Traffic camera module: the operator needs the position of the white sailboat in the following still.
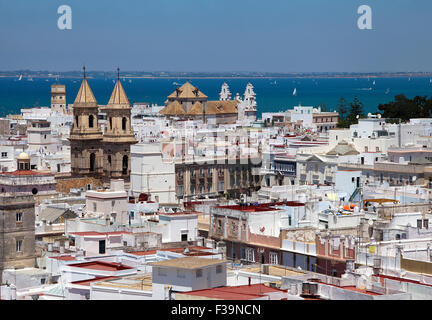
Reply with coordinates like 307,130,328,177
385,88,390,94
293,88,297,96
372,80,376,86
18,74,22,81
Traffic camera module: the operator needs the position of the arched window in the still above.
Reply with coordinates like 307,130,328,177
108,155,111,166
109,117,112,129
122,155,128,175
90,153,96,172
75,115,79,127
122,117,127,131
89,114,94,128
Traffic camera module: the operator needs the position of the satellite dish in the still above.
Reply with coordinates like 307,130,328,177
356,115,360,119
368,219,374,226
377,114,382,119
367,113,371,117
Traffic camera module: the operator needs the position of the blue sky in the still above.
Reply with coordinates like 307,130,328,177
0,0,432,72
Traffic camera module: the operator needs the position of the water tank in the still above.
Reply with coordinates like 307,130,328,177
48,243,53,252
261,264,270,275
60,246,65,254
10,284,16,300
290,283,298,295
64,240,70,249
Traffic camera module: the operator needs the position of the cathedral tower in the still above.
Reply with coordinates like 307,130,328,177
102,68,137,180
69,66,104,177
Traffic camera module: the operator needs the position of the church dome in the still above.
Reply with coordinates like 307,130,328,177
17,152,30,160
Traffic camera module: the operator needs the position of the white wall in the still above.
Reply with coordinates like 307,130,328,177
151,264,227,299
130,143,176,204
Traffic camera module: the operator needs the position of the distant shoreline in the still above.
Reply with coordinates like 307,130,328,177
1,71,432,80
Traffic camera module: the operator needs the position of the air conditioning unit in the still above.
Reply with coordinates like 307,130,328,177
301,281,319,297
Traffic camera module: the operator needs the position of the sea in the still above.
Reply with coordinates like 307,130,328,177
1,76,432,118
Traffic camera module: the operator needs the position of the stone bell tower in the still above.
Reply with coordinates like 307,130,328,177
102,68,137,181
69,66,104,177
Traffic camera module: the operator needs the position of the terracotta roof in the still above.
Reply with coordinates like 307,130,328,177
326,140,359,156
74,78,97,104
205,100,238,115
149,256,228,269
107,79,130,106
167,81,207,99
159,101,186,115
186,101,204,115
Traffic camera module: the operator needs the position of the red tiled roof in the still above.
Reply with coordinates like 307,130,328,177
71,276,117,286
215,204,280,212
69,231,131,237
69,261,133,271
159,211,199,216
179,284,286,300
377,274,432,288
313,280,382,296
1,170,51,176
49,255,76,261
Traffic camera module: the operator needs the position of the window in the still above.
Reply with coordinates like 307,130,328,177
122,155,128,175
93,202,97,212
89,153,96,172
1,152,7,158
196,269,203,278
417,219,423,229
424,219,429,229
231,221,237,234
99,240,106,254
246,247,255,262
89,114,94,128
216,265,222,274
16,212,23,222
122,117,127,131
270,252,278,265
16,240,22,252
181,233,188,242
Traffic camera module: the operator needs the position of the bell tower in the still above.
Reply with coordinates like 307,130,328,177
69,66,104,177
102,68,137,180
